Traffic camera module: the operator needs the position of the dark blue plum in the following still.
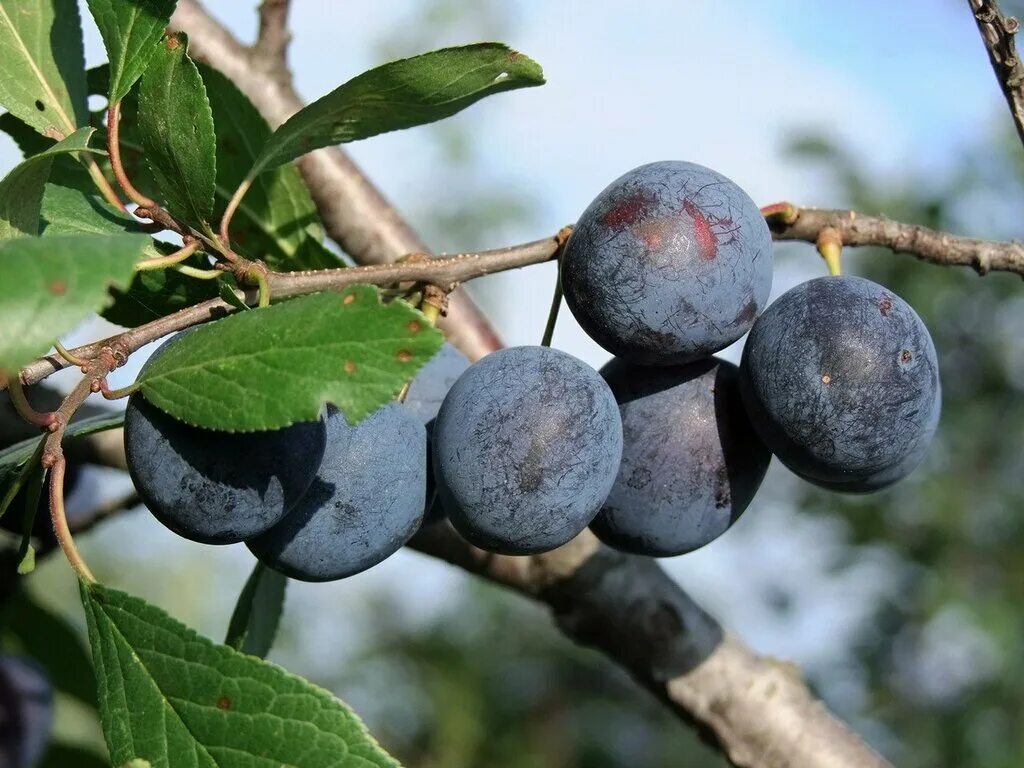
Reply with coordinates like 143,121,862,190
739,275,941,491
432,346,623,555
0,656,52,768
403,343,471,525
124,333,327,545
247,404,426,581
592,358,771,556
561,161,773,365
404,342,470,425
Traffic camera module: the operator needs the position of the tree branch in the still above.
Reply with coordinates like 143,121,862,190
10,234,566,389
170,0,504,361
969,0,1024,148
411,523,888,768
254,0,292,76
766,204,1024,276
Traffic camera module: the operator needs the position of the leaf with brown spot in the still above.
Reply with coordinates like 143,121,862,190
81,581,401,768
137,286,443,430
0,233,148,374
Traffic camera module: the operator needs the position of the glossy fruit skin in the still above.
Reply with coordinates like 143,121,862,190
124,334,327,545
247,404,426,581
592,358,771,556
403,343,471,524
739,275,941,491
561,161,773,365
432,346,623,555
0,656,52,768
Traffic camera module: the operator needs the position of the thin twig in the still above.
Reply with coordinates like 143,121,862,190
254,0,292,74
40,368,116,583
969,0,1024,148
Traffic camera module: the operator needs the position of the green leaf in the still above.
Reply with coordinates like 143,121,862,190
250,43,544,176
1,588,97,708
0,126,95,238
86,0,177,104
0,234,149,374
81,581,401,768
0,435,43,522
217,281,249,312
39,183,161,256
225,561,287,658
138,287,443,431
0,111,97,193
0,0,88,138
200,64,340,271
138,32,215,228
15,457,44,573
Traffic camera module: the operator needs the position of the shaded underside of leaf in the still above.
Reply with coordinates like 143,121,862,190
0,233,149,373
0,0,88,137
225,561,287,659
252,42,545,175
0,126,95,238
138,287,444,431
81,581,401,768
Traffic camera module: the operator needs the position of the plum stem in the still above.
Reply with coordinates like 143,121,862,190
421,284,447,326
53,341,90,369
99,379,140,401
136,240,200,271
817,227,844,276
5,377,57,429
540,275,562,348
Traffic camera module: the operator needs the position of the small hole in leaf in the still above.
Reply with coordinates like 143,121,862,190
34,100,45,111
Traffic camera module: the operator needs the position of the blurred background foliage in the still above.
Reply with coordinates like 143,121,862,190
2,1,1024,767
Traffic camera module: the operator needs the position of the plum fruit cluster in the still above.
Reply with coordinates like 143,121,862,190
123,160,941,572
